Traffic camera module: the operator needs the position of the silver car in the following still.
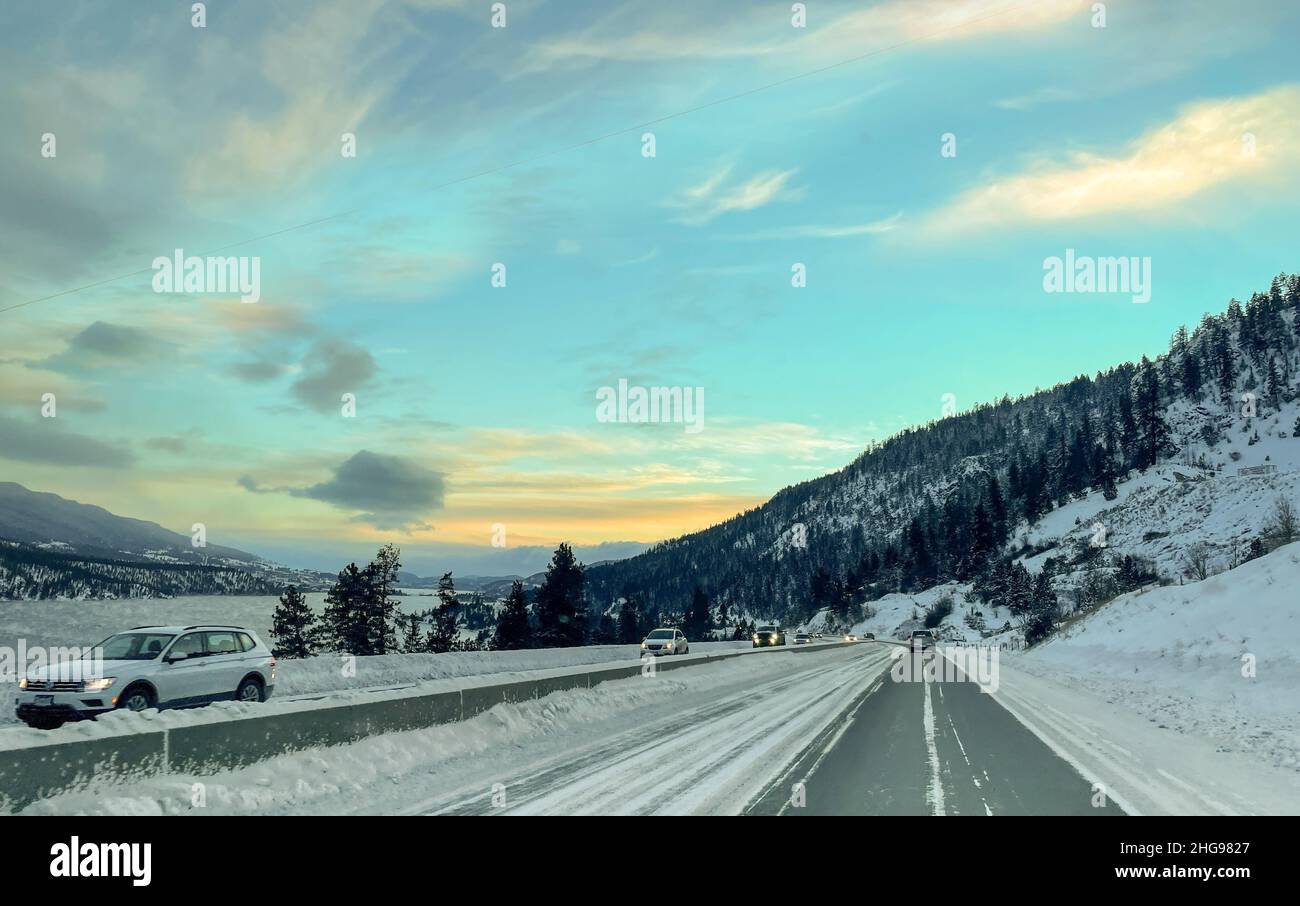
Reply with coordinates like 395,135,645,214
640,627,690,656
17,624,277,729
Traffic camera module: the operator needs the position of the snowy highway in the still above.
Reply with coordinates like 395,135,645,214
411,643,1127,817
16,638,1299,816
404,643,897,815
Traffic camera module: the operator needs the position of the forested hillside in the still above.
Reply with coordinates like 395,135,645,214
588,274,1300,629
0,540,280,599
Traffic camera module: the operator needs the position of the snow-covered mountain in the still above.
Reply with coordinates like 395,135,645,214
0,481,257,563
587,273,1300,634
0,483,331,599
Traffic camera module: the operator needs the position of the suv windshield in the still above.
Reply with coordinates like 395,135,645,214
647,629,674,639
756,626,776,633
95,632,176,660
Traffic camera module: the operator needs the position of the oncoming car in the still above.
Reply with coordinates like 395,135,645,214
844,634,858,642
16,625,276,730
793,632,812,645
909,629,936,652
641,627,689,656
752,625,785,647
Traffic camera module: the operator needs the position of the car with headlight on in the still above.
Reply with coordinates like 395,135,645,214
16,625,276,730
752,624,785,647
793,632,812,645
641,627,689,656
844,633,858,642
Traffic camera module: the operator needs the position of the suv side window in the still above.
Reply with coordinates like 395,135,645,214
170,632,205,658
204,631,239,656
237,633,256,652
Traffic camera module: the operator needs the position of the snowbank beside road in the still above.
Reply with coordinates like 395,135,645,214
1010,541,1300,776
992,660,1300,815
0,591,748,728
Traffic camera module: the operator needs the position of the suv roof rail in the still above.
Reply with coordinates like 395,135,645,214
181,624,247,631
129,625,163,630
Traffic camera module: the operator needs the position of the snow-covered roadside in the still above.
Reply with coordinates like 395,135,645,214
17,647,884,816
990,661,1300,815
0,592,749,727
1010,541,1300,776
0,640,751,732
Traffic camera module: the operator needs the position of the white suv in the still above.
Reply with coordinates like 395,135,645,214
16,624,276,730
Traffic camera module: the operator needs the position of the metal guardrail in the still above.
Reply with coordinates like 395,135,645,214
0,640,861,811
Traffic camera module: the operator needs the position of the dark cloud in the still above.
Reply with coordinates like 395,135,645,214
239,451,444,530
0,414,134,468
228,360,288,383
145,435,188,454
290,339,376,413
37,321,168,373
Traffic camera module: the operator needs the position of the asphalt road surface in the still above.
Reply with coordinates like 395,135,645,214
745,646,1126,816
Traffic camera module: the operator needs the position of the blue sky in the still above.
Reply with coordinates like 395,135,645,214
2,0,1299,574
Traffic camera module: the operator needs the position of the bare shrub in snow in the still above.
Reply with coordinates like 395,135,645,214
1182,543,1213,582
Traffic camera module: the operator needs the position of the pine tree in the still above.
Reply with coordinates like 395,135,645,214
321,563,372,654
401,612,424,653
535,543,587,647
593,612,618,645
270,585,317,658
493,579,532,650
1132,356,1172,469
365,543,402,655
684,586,712,639
617,597,641,643
425,572,461,653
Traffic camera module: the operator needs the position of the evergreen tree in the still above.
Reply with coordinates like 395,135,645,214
493,579,532,650
270,585,317,658
425,572,461,653
617,597,641,643
321,563,373,654
365,543,402,655
401,612,424,653
684,586,712,639
535,543,587,647
1132,357,1172,469
593,612,618,645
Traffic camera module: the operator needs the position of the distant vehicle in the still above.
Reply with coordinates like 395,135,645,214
641,628,689,656
844,634,858,642
17,625,276,730
793,633,812,645
909,629,936,652
752,625,786,648
861,632,875,641
813,632,824,639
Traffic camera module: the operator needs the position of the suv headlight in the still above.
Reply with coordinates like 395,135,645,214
84,677,116,692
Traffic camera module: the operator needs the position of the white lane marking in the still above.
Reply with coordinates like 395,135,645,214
775,675,887,816
947,715,971,765
923,680,946,816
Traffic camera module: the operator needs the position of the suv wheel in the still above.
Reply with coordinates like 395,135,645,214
117,685,155,713
236,676,265,703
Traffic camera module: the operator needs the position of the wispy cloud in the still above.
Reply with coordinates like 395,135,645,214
666,165,802,225
921,84,1300,235
718,212,902,241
